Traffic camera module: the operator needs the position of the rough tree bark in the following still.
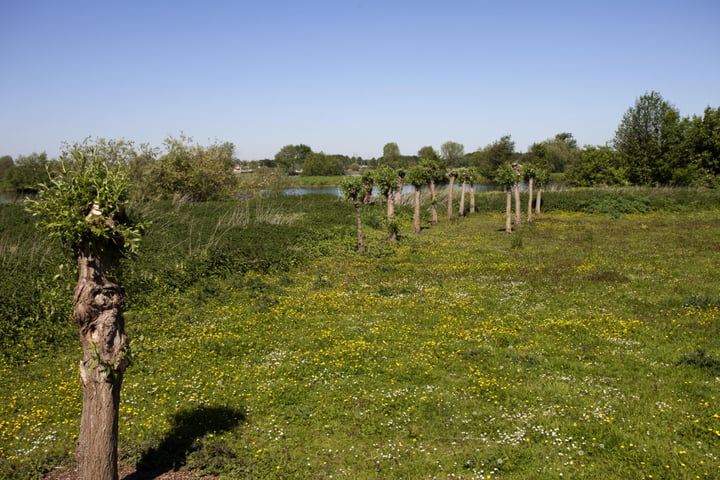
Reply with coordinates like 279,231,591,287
413,188,422,234
469,182,476,214
513,183,522,227
74,242,129,480
536,188,543,215
458,179,467,217
446,173,456,220
505,188,513,235
527,176,534,223
429,179,438,225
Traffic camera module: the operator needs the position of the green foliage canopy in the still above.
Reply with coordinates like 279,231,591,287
614,91,679,185
26,139,144,255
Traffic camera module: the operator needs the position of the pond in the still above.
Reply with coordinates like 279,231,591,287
0,191,29,204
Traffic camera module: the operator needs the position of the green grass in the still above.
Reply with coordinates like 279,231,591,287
2,193,720,479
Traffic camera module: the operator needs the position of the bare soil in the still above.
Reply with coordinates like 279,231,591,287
43,464,218,480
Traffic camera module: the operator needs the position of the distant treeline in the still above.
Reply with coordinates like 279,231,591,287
2,92,718,194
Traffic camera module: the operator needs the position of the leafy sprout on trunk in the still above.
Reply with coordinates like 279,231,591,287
26,139,145,255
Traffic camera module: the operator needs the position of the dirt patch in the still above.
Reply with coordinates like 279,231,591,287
43,464,218,480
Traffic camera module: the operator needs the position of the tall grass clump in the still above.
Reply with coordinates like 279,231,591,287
0,203,75,362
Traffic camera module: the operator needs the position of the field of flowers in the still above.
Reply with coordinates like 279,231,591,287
1,196,719,479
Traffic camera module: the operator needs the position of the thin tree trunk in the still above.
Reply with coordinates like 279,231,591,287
469,182,476,213
536,189,542,215
394,177,404,205
413,188,421,233
459,180,467,217
353,200,365,253
429,180,438,225
447,175,455,220
513,183,522,227
527,176,534,223
74,244,129,480
386,194,397,241
505,188,513,235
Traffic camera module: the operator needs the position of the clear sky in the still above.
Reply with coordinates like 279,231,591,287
2,0,719,161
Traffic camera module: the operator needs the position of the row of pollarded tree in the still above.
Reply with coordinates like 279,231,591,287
493,162,550,234
341,159,551,252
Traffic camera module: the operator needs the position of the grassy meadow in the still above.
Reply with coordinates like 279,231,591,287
1,188,719,479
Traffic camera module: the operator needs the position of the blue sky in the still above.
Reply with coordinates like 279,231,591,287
2,0,719,160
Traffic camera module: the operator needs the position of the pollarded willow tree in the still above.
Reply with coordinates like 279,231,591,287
457,167,470,217
511,162,523,228
418,146,445,225
524,164,537,223
466,167,481,214
494,163,519,235
340,176,366,253
27,139,144,480
373,165,401,241
446,168,458,220
405,164,431,234
533,167,550,215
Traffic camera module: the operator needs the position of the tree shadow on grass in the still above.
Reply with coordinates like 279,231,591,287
124,405,246,480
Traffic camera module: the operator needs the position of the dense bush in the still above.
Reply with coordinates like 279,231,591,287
541,187,720,215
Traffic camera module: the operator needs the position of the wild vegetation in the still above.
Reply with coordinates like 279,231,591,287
2,187,720,479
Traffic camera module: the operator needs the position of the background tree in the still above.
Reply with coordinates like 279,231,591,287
405,164,430,234
302,152,344,176
528,133,580,173
494,163,518,235
373,166,401,241
147,135,237,201
381,142,403,168
26,139,144,480
6,152,50,193
614,91,680,185
340,176,365,252
667,106,720,186
476,135,514,179
441,141,464,168
0,155,13,184
564,146,627,186
275,144,312,174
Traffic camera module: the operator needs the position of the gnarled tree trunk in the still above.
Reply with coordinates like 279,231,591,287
459,180,467,217
74,243,129,480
